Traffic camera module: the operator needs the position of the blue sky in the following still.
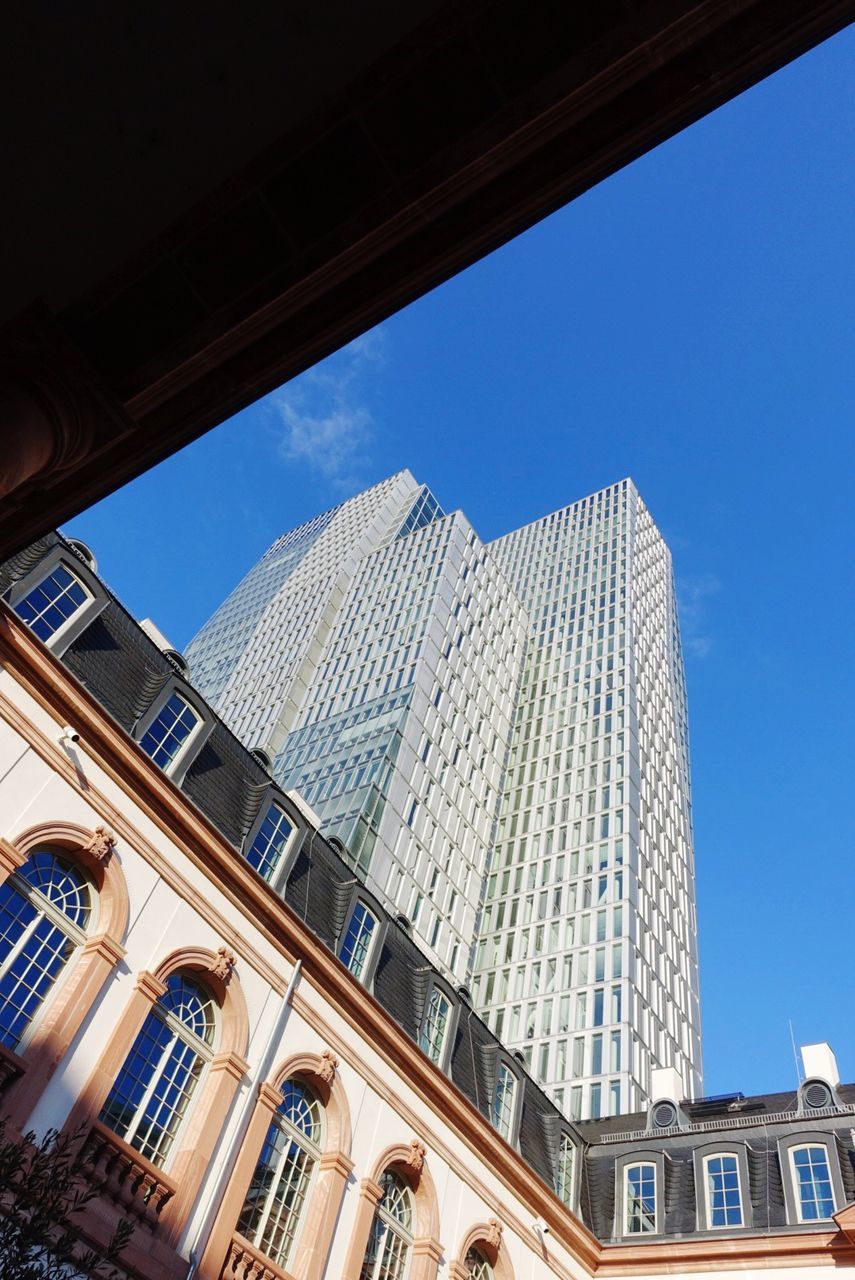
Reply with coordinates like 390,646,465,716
66,27,854,1100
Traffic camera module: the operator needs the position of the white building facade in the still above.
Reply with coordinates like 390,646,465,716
472,480,702,1120
186,474,701,1118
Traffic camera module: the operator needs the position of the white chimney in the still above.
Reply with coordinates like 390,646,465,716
801,1043,840,1087
650,1065,684,1104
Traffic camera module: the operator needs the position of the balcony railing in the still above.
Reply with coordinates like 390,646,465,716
78,1120,176,1230
222,1231,292,1280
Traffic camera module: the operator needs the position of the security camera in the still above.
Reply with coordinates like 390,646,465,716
532,1217,550,1236
59,726,80,745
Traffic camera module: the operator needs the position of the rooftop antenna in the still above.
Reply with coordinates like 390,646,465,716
788,1019,803,1087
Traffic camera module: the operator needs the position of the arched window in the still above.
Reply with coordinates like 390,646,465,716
465,1246,493,1279
0,851,92,1050
237,1079,322,1268
359,1170,414,1280
99,972,216,1168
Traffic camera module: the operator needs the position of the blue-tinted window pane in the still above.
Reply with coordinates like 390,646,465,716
340,903,376,979
100,974,214,1168
14,565,88,642
246,805,294,882
139,692,200,770
705,1154,743,1226
0,853,90,1049
792,1146,835,1220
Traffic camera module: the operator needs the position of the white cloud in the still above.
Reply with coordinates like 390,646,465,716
677,572,720,659
273,329,386,491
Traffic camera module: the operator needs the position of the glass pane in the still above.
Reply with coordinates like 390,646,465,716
139,692,200,770
246,805,294,882
14,564,88,641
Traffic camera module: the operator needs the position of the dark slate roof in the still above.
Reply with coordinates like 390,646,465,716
6,532,855,1244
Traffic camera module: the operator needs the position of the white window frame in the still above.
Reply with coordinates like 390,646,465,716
239,1080,323,1268
418,980,456,1070
781,1137,841,1224
693,1142,752,1231
0,852,94,1052
614,1152,663,1237
242,793,301,888
101,976,216,1169
555,1131,578,1209
134,678,212,783
5,545,106,655
338,898,381,985
702,1152,744,1229
491,1059,521,1142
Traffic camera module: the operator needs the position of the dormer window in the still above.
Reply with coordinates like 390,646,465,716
624,1162,657,1234
13,562,89,643
694,1142,752,1231
139,690,201,773
419,984,454,1067
703,1154,743,1227
245,803,295,884
340,901,378,981
778,1133,844,1225
556,1132,577,1208
492,1062,519,1140
790,1145,836,1221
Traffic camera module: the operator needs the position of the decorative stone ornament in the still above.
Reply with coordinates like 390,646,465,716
209,946,236,982
486,1219,503,1249
82,826,116,863
406,1138,427,1173
317,1048,339,1083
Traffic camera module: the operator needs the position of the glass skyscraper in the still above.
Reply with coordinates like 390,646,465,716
471,480,701,1119
186,473,702,1118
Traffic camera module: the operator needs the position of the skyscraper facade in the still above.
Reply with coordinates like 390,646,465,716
471,480,701,1120
187,471,528,979
186,473,702,1118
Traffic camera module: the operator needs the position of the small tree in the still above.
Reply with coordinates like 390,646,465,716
0,1115,133,1279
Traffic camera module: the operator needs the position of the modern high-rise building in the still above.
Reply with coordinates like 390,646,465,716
471,481,701,1120
186,472,702,1118
186,471,529,981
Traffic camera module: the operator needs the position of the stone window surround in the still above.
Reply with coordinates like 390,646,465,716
0,820,129,1130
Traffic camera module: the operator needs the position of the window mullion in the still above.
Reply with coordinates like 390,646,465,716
0,905,46,983
254,1119,297,1247
125,1023,179,1149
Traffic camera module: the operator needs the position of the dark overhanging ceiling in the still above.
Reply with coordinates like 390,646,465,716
1,0,852,557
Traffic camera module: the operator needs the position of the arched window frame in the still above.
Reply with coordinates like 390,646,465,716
98,970,218,1169
199,1049,354,1280
555,1130,580,1211
417,974,458,1071
451,1221,514,1280
64,945,249,1250
361,1168,415,1280
338,888,386,990
614,1150,665,1238
0,821,129,1130
133,676,214,784
342,1140,442,1280
4,543,107,656
490,1056,523,1145
241,787,303,889
693,1141,752,1231
778,1132,844,1225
